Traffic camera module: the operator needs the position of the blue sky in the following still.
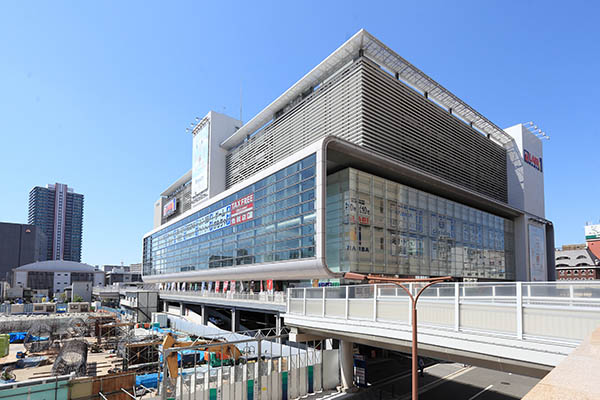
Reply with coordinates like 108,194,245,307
0,1,598,265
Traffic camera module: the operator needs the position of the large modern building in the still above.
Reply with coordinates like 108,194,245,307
143,29,554,289
0,222,47,282
28,183,84,261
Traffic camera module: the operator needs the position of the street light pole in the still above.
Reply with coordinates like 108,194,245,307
344,273,451,400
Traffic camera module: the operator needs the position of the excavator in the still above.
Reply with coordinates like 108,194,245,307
162,333,246,379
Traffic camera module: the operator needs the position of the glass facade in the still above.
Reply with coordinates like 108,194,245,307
143,154,317,276
326,168,515,280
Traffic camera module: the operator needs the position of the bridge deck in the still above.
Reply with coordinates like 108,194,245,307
284,282,600,376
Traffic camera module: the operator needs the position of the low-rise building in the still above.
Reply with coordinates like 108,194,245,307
555,246,600,280
102,264,142,285
13,260,104,297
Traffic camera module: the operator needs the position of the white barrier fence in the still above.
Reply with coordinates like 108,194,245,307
162,315,339,400
288,282,600,344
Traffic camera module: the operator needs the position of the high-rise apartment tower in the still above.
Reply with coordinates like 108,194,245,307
28,183,84,261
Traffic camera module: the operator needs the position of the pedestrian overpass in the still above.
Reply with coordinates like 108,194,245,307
284,281,600,378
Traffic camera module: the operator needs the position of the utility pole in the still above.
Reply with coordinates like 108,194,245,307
344,273,451,400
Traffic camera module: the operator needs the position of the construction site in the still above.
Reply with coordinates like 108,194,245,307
0,308,338,399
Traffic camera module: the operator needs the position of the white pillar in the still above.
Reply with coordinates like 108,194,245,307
231,308,239,332
276,313,282,344
201,305,207,325
340,340,354,391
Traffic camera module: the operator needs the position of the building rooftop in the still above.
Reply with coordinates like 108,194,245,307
555,248,600,268
220,28,514,151
15,260,98,273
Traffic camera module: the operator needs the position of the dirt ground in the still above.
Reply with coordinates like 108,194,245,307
0,337,123,381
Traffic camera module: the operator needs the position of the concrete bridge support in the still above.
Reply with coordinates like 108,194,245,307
340,340,354,391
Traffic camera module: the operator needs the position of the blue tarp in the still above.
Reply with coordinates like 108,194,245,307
136,373,162,389
9,332,26,343
9,333,48,343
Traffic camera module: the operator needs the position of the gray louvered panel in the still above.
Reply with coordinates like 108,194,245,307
360,59,507,202
225,57,507,204
226,60,365,187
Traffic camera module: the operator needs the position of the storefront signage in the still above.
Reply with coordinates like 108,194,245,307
528,224,546,281
345,198,370,225
524,149,543,172
186,193,254,240
231,193,254,226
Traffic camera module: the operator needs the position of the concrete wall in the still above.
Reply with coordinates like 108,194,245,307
71,281,92,302
206,111,242,202
53,272,71,294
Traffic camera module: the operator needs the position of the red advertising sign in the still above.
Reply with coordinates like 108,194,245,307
231,193,254,226
215,281,220,293
223,281,229,292
267,280,274,292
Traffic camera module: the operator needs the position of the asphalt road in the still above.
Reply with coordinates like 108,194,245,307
346,361,540,400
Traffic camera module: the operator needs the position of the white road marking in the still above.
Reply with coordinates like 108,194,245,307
467,384,494,400
398,365,473,400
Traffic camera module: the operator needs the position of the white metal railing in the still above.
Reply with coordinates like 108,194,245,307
287,281,600,343
159,290,287,305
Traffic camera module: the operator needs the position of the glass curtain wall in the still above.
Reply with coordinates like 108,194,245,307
143,154,317,276
327,168,515,280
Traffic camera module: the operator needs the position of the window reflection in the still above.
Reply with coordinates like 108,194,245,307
326,168,515,280
143,154,317,276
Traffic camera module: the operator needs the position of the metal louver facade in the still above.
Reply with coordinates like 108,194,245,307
226,56,507,203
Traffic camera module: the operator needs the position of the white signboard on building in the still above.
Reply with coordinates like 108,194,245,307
585,224,600,240
528,224,546,281
192,122,210,202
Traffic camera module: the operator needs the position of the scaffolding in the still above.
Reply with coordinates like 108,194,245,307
97,321,135,350
118,331,162,373
51,339,88,377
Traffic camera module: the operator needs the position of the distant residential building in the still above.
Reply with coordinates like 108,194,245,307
13,260,104,297
102,264,142,285
129,263,142,274
28,183,84,261
0,222,47,282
